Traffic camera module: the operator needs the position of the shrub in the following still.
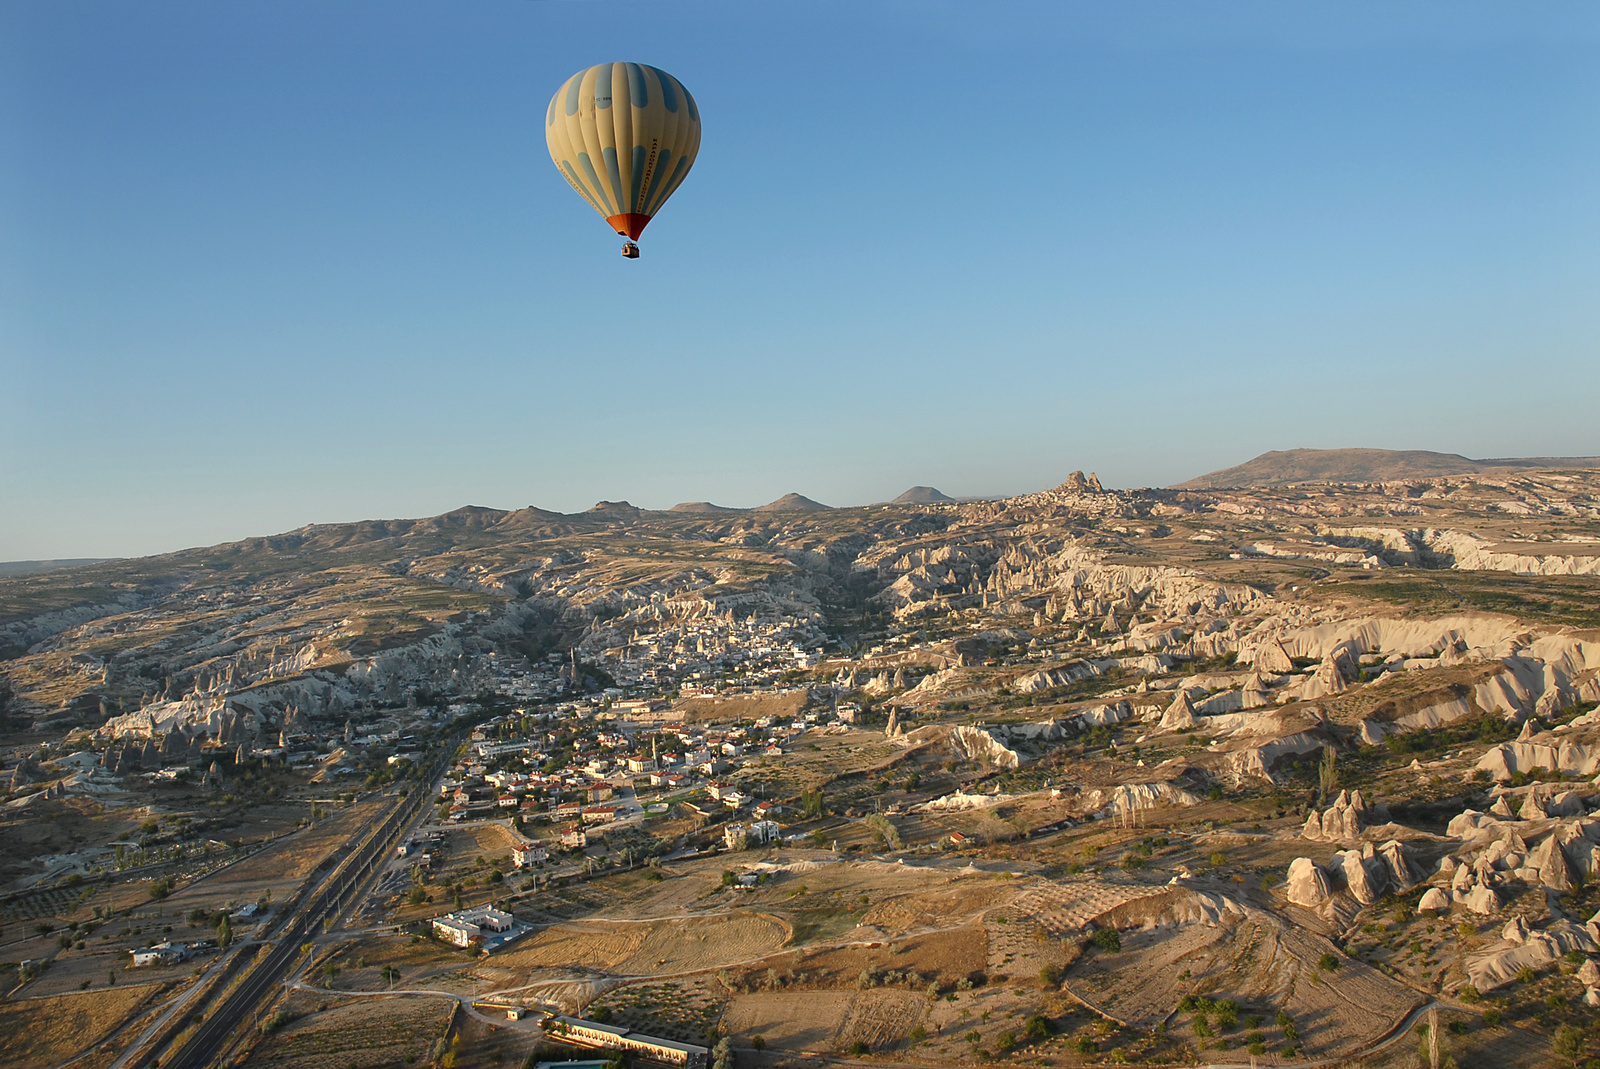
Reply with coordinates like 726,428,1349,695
1023,1015,1052,1040
1317,953,1341,972
1458,985,1480,1003
1091,928,1121,952
996,1031,1016,1053
1038,964,1061,988
1076,1037,1097,1054
1516,965,1536,984
1553,1025,1585,1067
751,1036,766,1051
847,1041,869,1056
1481,1009,1502,1027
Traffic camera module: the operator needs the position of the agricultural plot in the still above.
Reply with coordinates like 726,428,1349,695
243,992,454,1069
720,989,926,1051
494,911,786,977
587,976,727,1044
1062,909,1425,1060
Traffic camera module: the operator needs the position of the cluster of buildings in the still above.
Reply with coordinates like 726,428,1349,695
438,708,823,828
593,613,826,692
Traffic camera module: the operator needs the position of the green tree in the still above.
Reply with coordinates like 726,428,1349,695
1318,745,1339,801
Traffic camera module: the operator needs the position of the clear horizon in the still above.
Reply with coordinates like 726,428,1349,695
5,2,1598,560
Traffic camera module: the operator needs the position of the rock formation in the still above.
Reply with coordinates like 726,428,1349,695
1158,691,1197,732
1418,887,1451,913
1285,857,1332,908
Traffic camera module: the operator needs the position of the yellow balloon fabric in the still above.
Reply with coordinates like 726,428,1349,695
546,63,701,241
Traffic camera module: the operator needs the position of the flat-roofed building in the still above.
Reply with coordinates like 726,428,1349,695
546,1015,708,1069
431,906,524,950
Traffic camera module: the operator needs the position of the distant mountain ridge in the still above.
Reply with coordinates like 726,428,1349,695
0,559,113,577
1176,448,1600,489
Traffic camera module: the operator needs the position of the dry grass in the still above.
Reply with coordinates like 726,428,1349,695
0,982,169,1069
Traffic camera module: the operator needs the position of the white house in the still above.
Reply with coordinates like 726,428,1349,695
431,906,518,949
511,842,548,868
130,942,189,967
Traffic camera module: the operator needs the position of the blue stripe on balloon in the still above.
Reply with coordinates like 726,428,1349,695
593,62,613,109
565,74,582,116
646,154,689,216
630,145,647,214
561,161,604,214
602,147,624,214
625,63,647,108
578,152,615,214
683,84,698,123
651,67,678,113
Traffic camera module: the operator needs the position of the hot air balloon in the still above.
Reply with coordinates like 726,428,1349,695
546,63,701,259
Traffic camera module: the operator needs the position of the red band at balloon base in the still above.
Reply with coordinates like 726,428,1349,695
607,213,653,240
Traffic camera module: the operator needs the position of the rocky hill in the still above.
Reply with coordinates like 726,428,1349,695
890,486,955,504
753,493,831,512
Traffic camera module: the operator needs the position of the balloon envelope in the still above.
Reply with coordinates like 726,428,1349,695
546,63,701,241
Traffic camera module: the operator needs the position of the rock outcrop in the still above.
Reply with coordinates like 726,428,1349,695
1158,691,1197,732
949,725,1022,769
1466,920,1598,991
1338,846,1389,905
1418,887,1451,913
1301,789,1370,842
1285,857,1332,908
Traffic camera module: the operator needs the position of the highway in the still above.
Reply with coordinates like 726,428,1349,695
159,756,447,1069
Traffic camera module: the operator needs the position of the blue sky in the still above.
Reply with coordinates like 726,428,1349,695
3,1,1597,560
